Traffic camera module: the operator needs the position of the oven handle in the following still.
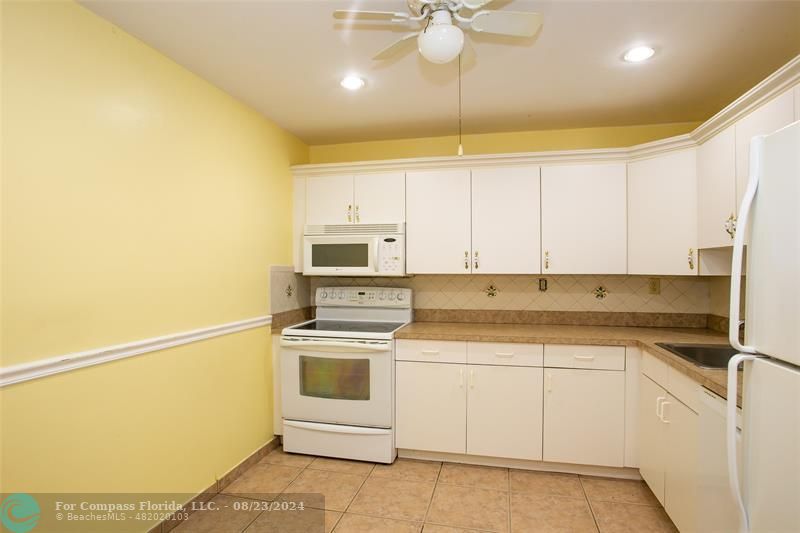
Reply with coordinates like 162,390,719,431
280,338,392,353
283,420,392,435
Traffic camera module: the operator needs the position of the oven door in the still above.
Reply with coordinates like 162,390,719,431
302,235,378,276
280,337,393,428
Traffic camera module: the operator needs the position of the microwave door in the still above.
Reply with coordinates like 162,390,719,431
304,236,378,275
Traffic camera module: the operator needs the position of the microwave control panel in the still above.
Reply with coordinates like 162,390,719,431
316,287,412,308
377,236,405,275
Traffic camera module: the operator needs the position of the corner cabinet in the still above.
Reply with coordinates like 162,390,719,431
628,148,698,275
306,172,405,226
697,126,737,249
406,166,541,274
541,163,627,274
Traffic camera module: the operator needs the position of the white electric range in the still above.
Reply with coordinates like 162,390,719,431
280,286,412,463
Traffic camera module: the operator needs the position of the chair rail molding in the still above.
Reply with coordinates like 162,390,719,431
0,315,272,388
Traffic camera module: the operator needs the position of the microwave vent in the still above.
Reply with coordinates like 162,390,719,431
305,223,404,235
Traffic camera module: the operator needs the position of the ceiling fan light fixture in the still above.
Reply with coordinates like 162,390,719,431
340,75,366,90
417,22,464,64
623,45,655,63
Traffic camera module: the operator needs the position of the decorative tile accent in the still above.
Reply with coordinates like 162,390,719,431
270,266,310,315
309,275,710,315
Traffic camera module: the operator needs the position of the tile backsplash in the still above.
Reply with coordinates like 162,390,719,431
309,275,711,315
269,266,310,314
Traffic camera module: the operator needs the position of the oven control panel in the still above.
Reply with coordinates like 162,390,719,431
316,287,412,308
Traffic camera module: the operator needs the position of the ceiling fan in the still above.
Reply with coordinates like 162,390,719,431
334,0,543,64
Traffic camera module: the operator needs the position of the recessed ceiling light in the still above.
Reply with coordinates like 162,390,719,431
340,75,365,91
623,45,655,63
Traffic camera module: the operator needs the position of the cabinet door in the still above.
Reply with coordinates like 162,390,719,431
396,362,466,453
541,164,627,274
735,90,795,209
628,148,698,275
471,166,541,274
354,172,405,224
293,176,306,272
467,365,543,461
306,175,354,225
638,374,668,505
795,84,800,121
406,169,471,274
543,368,625,467
663,394,698,533
697,127,737,248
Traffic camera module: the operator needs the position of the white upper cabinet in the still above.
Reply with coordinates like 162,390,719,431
306,175,354,226
735,90,795,209
697,126,737,249
292,177,306,272
541,163,627,274
306,173,405,226
353,172,405,224
471,166,541,274
628,148,698,275
406,169,472,274
795,84,800,120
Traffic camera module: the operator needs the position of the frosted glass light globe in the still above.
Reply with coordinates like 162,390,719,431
417,23,464,64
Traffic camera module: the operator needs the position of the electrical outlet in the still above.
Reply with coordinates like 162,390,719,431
648,278,661,295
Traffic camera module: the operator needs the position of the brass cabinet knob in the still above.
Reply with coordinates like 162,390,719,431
688,248,695,270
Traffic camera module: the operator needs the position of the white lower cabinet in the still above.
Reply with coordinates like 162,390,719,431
466,365,543,460
543,368,625,467
639,372,698,532
395,361,466,454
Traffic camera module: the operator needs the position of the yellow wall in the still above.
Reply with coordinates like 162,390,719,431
308,122,701,164
1,0,307,497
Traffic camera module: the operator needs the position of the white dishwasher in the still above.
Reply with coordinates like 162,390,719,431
697,387,743,533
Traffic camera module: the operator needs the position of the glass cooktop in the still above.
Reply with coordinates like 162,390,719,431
288,320,405,334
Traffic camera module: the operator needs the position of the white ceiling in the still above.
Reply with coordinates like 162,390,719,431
82,0,800,145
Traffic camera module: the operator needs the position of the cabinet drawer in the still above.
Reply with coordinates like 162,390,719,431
642,350,669,389
544,344,625,371
467,342,543,367
396,339,467,363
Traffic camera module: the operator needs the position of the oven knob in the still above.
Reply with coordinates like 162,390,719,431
388,293,396,301
378,292,385,300
396,292,405,302
338,291,345,299
320,291,328,300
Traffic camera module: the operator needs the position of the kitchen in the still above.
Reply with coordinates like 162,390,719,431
1,1,799,533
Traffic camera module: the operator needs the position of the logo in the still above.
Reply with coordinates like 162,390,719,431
0,494,39,533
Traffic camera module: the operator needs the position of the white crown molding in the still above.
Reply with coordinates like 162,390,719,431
0,315,272,388
292,54,799,176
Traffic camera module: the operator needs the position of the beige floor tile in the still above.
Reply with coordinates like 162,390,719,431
172,494,260,533
222,463,303,501
510,493,597,533
580,477,660,506
427,484,508,532
348,476,435,521
259,448,315,468
309,457,376,476
590,501,677,533
245,507,341,533
422,525,490,533
281,468,367,511
372,458,442,483
334,513,422,533
438,463,509,491
509,470,584,498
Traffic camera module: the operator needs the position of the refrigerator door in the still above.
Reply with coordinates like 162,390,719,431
742,357,800,533
744,121,800,365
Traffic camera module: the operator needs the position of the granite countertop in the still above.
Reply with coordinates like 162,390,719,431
395,322,735,401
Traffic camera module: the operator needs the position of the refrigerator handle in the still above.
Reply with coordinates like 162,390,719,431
729,135,765,354
727,353,759,533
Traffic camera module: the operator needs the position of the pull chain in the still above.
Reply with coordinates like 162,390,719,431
457,53,463,156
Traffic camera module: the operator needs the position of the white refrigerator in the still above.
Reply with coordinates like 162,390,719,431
726,120,800,533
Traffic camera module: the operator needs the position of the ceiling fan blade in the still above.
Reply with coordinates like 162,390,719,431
469,11,543,37
334,10,409,22
460,0,496,9
373,32,419,60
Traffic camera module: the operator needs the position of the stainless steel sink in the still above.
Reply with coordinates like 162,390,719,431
655,343,738,369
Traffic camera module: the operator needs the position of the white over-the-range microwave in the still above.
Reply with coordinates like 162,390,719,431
302,223,406,276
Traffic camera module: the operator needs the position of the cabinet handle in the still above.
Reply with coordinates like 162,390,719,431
656,396,666,419
347,204,353,223
469,369,474,388
494,352,515,358
661,401,672,424
688,248,695,270
725,213,737,238
464,250,469,271
544,251,550,270
573,355,595,361
459,368,464,388
474,250,479,270
355,205,360,223
420,349,440,356
545,372,552,393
